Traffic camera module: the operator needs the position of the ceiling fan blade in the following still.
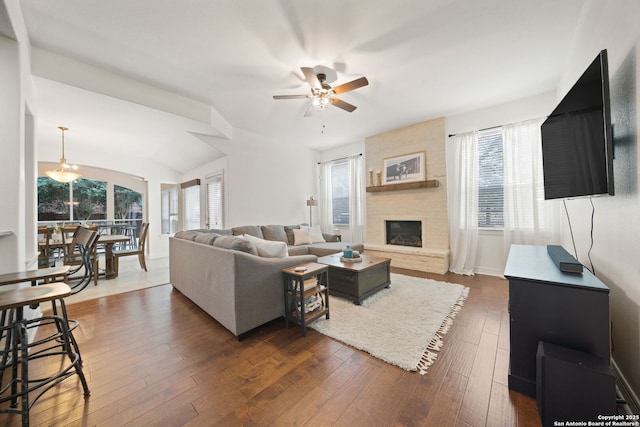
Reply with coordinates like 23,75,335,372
332,76,369,95
273,94,309,100
303,103,314,117
331,97,357,112
301,67,321,89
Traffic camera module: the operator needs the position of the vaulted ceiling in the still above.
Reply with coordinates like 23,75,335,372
20,0,585,174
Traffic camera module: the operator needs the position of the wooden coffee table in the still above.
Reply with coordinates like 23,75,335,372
316,253,391,305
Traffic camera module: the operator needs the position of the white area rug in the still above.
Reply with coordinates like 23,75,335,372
309,273,469,374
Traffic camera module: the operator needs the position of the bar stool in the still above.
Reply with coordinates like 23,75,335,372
0,282,90,427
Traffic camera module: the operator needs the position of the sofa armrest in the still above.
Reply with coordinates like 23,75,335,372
322,233,339,242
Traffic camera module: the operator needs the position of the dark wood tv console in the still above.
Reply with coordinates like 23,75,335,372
504,245,611,398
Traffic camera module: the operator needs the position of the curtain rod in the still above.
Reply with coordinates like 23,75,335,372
448,125,500,138
317,153,362,165
448,116,547,138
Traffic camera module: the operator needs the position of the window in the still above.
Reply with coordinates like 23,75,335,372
72,178,107,220
478,128,504,228
38,177,70,221
331,161,350,225
182,179,201,230
37,176,108,221
161,186,178,234
114,184,143,228
206,173,223,229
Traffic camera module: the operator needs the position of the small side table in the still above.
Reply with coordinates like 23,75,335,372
282,262,330,336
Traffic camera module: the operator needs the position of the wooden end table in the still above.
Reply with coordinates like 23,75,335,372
316,253,391,305
282,262,330,336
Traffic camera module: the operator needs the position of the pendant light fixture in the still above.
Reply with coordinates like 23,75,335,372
45,126,81,183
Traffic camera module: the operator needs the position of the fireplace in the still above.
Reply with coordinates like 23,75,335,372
386,220,422,247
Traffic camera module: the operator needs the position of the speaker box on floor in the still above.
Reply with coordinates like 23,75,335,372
536,341,616,427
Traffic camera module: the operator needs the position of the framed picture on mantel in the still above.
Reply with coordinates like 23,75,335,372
383,151,426,185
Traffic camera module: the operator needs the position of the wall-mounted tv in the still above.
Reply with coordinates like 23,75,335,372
541,49,614,200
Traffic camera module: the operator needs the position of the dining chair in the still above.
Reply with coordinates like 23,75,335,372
64,227,99,294
37,226,55,269
61,225,83,268
113,222,150,272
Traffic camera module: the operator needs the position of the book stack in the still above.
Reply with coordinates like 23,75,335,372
302,277,319,292
299,294,322,313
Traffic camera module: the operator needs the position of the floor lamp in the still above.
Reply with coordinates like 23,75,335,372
306,196,318,226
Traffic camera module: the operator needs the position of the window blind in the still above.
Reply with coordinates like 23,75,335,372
183,185,200,230
478,129,504,228
206,173,223,229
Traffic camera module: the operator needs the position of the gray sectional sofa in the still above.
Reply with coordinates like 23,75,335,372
169,224,363,339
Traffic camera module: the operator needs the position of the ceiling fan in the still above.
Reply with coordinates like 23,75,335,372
273,67,369,116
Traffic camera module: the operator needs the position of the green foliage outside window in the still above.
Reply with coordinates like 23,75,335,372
38,176,70,221
72,178,107,220
114,185,143,220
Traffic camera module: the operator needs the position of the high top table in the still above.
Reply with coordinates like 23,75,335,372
0,266,70,288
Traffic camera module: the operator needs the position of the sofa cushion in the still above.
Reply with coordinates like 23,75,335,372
213,235,258,255
284,225,300,245
193,232,220,245
208,228,232,236
292,228,312,245
260,225,288,243
232,225,264,239
296,225,326,244
307,242,364,257
174,230,200,241
242,234,288,258
287,245,310,256
308,225,326,243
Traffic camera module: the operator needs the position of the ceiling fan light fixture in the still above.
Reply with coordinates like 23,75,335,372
45,126,81,183
273,66,368,116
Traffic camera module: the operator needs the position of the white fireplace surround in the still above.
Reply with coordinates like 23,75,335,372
365,217,450,274
364,117,450,274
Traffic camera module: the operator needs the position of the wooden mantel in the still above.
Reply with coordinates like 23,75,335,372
366,179,439,193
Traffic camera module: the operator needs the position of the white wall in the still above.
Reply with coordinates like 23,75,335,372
0,1,36,272
181,128,319,231
556,0,640,408
446,91,558,276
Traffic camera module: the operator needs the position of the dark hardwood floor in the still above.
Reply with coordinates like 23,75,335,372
0,268,542,426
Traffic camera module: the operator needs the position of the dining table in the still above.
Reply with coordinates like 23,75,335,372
97,234,130,279
39,233,130,280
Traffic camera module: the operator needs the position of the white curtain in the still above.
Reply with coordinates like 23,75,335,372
502,119,561,253
318,155,365,243
348,155,366,243
447,131,479,275
318,162,333,228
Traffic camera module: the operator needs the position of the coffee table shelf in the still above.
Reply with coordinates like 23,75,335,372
282,262,330,336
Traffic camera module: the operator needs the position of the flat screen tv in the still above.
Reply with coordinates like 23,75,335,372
541,49,614,200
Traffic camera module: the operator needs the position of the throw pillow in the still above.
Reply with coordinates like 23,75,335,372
231,225,264,239
308,225,326,243
193,232,220,245
242,234,289,258
174,231,199,241
293,228,312,245
213,236,258,255
261,225,288,243
284,225,300,245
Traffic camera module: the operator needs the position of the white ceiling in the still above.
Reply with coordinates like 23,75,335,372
20,0,585,174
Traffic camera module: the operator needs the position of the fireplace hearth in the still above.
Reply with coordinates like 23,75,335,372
386,220,422,247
